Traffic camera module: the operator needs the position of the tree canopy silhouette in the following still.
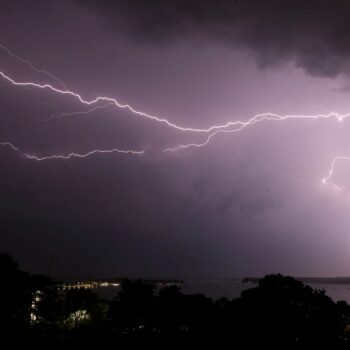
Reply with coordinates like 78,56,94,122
1,254,349,348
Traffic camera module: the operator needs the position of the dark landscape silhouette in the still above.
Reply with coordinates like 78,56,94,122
1,253,350,348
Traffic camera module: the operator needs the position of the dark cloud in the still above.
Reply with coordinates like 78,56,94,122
79,0,350,77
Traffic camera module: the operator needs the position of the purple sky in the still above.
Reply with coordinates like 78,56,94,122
1,0,350,279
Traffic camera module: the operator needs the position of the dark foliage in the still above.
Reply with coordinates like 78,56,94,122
1,253,350,348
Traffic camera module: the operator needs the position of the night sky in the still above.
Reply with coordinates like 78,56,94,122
2,0,350,280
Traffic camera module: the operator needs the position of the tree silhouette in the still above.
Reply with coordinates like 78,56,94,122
235,274,343,347
0,254,348,348
108,279,156,330
0,253,32,328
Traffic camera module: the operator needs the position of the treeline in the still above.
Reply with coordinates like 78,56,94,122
2,252,350,348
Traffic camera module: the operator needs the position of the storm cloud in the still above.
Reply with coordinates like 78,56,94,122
80,0,350,77
1,0,350,279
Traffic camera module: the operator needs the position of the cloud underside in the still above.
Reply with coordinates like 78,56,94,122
79,0,350,78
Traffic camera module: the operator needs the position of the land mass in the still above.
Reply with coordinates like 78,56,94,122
243,277,350,284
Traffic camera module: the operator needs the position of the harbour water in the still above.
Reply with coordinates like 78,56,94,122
182,279,350,303
94,279,350,303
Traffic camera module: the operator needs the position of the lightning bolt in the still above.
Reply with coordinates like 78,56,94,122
1,68,350,136
0,141,144,160
321,156,350,190
0,43,68,90
0,70,222,133
0,141,19,152
1,67,350,184
5,95,114,141
25,148,144,161
0,44,349,190
164,112,347,152
37,102,114,124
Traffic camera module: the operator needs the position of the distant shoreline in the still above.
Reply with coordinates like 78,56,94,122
243,277,350,285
